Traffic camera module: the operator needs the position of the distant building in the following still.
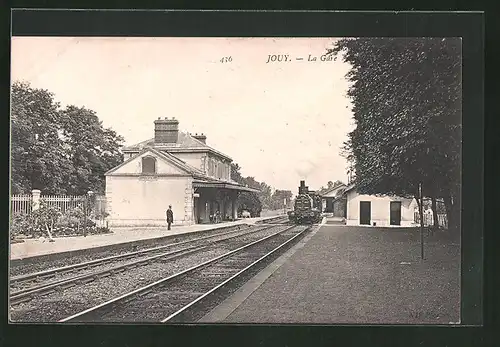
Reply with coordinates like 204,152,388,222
343,184,418,227
320,183,347,217
104,118,257,227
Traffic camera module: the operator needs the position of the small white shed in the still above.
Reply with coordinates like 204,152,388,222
344,185,418,227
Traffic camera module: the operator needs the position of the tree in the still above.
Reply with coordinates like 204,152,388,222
231,163,262,216
60,105,124,194
329,38,461,230
230,163,244,184
270,189,293,210
231,162,287,214
11,81,73,194
238,192,262,217
10,82,125,195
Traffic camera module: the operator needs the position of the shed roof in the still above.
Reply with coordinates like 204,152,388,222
320,183,347,197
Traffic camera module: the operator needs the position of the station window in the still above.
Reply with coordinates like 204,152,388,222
142,156,156,174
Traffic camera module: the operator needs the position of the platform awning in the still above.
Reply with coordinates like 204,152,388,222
192,180,260,193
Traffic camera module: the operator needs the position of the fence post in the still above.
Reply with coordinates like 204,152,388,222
32,189,41,211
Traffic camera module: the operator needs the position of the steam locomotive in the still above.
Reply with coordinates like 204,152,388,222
288,180,323,225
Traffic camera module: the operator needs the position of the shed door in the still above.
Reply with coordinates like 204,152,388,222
326,199,334,212
390,201,402,225
359,201,371,225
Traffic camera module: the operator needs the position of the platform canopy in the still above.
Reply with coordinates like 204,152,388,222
192,179,260,193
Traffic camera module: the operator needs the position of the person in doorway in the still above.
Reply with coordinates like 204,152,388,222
166,205,174,230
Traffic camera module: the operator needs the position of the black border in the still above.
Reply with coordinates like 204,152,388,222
5,9,487,347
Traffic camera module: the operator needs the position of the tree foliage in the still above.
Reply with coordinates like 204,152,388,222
230,163,262,216
269,189,293,210
329,38,461,229
60,105,124,194
230,163,292,215
11,82,73,194
11,81,124,195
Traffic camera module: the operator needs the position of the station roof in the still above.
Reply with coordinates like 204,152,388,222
107,145,258,193
121,132,233,162
105,146,207,177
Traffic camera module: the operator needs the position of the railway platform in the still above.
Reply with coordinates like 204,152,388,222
200,223,461,325
10,215,285,261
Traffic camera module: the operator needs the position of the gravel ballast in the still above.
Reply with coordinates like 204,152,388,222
9,224,292,322
10,225,271,294
10,224,257,277
72,226,307,323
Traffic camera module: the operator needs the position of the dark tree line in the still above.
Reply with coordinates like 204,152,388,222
230,163,292,216
329,38,461,230
11,81,124,195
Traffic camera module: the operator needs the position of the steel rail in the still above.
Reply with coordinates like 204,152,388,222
58,225,296,323
161,225,310,322
255,215,289,224
9,224,277,305
9,245,206,305
11,224,262,285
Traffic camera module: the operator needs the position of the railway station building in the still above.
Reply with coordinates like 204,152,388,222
320,183,347,217
104,118,258,227
343,184,418,227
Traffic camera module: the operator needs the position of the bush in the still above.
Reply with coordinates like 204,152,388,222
50,223,111,237
10,212,36,240
10,210,111,242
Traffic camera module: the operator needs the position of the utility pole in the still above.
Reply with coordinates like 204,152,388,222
419,182,424,260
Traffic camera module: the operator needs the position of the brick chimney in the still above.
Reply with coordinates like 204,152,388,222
192,133,207,144
154,117,179,144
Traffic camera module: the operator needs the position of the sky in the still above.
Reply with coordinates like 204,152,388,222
11,37,355,194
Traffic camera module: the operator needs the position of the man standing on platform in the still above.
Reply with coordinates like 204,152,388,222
166,205,174,231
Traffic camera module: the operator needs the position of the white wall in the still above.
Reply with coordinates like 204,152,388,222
206,154,231,181
171,152,204,171
113,151,186,175
346,190,418,227
106,175,193,227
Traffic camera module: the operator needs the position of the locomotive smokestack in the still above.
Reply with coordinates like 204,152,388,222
299,180,307,195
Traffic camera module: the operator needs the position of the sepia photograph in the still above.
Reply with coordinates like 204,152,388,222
10,34,463,325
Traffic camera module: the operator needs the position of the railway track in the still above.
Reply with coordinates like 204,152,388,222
255,215,290,225
58,224,311,323
9,224,281,306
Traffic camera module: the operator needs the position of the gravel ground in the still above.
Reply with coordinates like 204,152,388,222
224,226,460,324
9,224,292,322
10,224,256,277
